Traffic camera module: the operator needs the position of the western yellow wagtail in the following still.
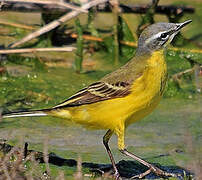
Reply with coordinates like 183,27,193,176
2,20,191,179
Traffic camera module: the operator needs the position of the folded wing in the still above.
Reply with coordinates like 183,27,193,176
54,81,131,108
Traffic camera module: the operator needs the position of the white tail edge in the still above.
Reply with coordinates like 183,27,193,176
2,111,47,119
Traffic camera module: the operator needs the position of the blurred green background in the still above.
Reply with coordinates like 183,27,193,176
0,0,201,179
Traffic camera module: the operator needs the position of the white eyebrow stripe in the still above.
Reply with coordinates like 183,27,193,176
145,31,168,45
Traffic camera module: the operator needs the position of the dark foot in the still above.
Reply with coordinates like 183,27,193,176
120,149,181,179
93,169,121,180
132,165,180,179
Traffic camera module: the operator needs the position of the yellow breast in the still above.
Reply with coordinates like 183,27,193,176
125,49,167,126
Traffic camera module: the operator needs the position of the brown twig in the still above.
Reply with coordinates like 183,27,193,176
172,65,202,81
3,0,88,13
0,19,36,30
170,47,202,54
43,138,50,177
71,33,137,47
0,47,75,54
71,33,103,42
9,0,109,48
74,156,83,179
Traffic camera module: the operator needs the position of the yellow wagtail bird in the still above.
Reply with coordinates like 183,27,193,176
2,20,191,179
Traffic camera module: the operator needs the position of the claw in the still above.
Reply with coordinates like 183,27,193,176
131,166,179,179
131,169,151,179
114,170,121,180
152,166,178,178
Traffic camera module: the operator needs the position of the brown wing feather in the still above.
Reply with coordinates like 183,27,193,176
54,81,131,108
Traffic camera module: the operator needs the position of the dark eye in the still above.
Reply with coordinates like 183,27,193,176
160,33,169,39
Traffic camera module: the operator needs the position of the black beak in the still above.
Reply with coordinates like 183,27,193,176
176,20,192,31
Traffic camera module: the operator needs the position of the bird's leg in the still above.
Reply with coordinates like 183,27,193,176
120,149,178,179
103,130,120,180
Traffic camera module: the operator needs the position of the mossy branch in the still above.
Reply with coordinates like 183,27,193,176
74,19,83,73
110,0,120,65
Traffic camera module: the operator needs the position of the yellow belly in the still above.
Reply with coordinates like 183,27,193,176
50,50,167,131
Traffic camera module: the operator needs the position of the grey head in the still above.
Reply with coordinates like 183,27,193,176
136,20,192,56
